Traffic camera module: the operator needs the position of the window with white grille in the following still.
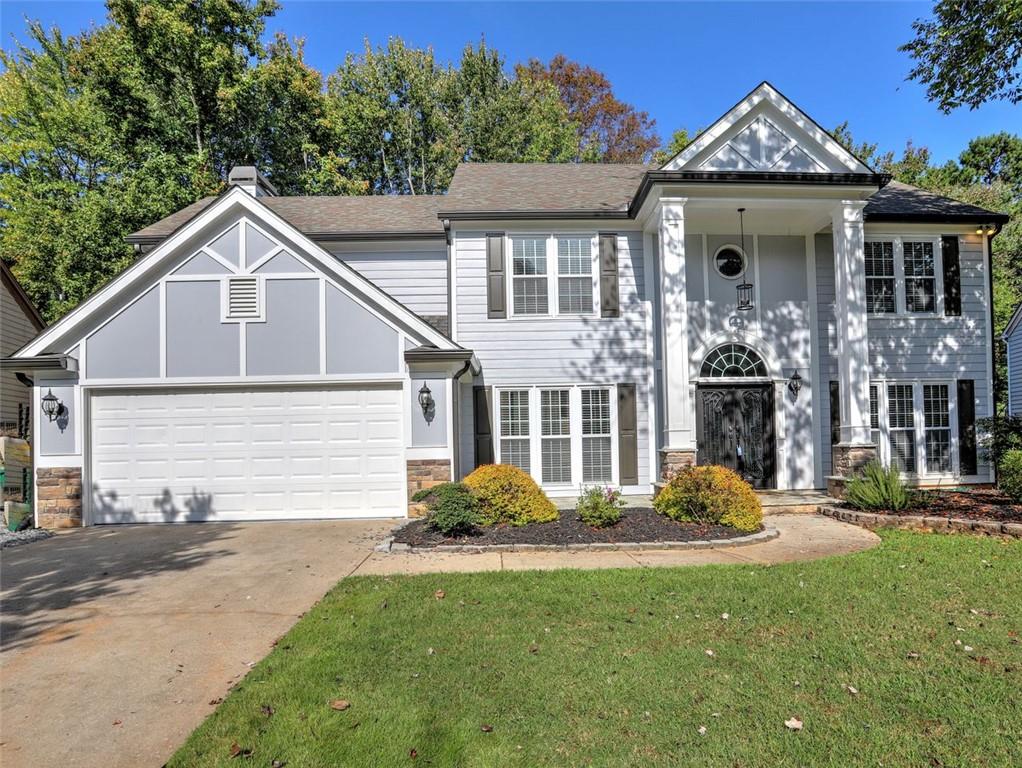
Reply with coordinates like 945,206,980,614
923,384,952,473
581,388,612,482
540,389,572,484
224,276,261,320
557,236,594,315
499,390,531,473
887,384,916,473
869,385,881,449
904,241,936,313
511,237,548,315
864,241,895,314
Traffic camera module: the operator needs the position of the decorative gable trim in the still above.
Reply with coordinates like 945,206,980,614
661,82,872,174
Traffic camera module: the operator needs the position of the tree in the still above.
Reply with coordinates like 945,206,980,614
901,0,1022,111
651,127,697,166
958,132,1022,196
517,54,659,162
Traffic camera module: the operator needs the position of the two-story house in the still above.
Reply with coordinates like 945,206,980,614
2,83,1008,527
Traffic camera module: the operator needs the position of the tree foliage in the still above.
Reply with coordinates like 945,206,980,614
516,54,659,163
901,0,1022,112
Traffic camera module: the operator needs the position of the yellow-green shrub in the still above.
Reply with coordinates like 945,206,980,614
462,464,558,526
653,465,762,533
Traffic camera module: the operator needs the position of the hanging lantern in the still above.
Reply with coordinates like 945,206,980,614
736,207,754,311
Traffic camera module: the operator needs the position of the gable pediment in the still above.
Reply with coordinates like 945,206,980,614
662,83,871,174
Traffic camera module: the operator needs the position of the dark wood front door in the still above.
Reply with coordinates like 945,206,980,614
695,384,775,489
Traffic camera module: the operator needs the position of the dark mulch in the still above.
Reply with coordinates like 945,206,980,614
853,487,1022,522
393,508,754,548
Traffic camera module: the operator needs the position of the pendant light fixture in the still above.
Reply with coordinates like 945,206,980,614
736,207,754,311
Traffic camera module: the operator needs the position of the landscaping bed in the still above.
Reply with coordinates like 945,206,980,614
393,507,755,548
849,487,1022,522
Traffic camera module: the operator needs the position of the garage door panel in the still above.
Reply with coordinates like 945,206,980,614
90,386,405,523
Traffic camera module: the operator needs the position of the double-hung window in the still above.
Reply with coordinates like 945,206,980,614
581,388,612,482
864,241,895,314
499,390,531,472
904,241,936,313
557,236,594,314
511,237,548,315
923,384,952,473
887,384,916,473
868,385,881,449
540,389,572,484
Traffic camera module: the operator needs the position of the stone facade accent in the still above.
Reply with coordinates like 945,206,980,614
820,505,1022,538
36,466,82,528
660,449,697,481
406,459,451,517
826,443,878,498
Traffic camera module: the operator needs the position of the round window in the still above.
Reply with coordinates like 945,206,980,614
714,245,746,279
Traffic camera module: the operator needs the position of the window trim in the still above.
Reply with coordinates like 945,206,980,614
492,384,619,489
868,378,960,479
864,235,944,318
712,243,747,280
506,234,598,319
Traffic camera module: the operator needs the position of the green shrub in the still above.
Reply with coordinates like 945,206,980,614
413,482,480,536
653,465,762,533
462,464,558,526
576,486,624,528
998,450,1022,502
978,415,1022,467
844,460,909,511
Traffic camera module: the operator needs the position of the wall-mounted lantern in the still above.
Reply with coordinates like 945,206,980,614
41,388,64,422
975,223,996,236
417,383,434,418
787,370,804,400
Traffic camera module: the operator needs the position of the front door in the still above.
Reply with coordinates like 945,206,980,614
695,384,775,489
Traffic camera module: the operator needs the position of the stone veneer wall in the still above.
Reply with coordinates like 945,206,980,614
826,443,878,498
660,449,697,481
406,459,452,518
36,467,82,528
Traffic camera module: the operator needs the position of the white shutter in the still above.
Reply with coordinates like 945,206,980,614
225,276,261,320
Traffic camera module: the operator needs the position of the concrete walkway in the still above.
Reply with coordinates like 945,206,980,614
0,519,392,768
353,514,880,575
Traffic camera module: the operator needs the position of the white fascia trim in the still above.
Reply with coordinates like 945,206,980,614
663,83,868,173
18,187,460,357
1004,301,1022,340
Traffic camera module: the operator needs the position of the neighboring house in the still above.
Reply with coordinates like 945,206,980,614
1005,303,1022,417
1,261,45,433
1,82,1009,527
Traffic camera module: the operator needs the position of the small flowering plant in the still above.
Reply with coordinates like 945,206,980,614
576,485,625,528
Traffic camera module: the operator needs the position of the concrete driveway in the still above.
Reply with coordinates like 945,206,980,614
0,519,393,768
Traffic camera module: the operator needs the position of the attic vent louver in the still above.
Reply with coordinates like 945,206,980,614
226,276,261,319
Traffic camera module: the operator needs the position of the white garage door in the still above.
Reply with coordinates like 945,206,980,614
89,386,405,523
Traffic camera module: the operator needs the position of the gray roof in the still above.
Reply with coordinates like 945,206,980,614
129,167,1009,244
863,180,1009,223
442,162,653,215
128,194,446,243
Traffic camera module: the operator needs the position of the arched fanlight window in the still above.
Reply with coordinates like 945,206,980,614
700,343,768,378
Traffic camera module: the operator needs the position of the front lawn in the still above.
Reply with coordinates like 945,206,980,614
171,531,1021,767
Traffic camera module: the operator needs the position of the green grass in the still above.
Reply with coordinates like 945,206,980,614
170,532,1022,767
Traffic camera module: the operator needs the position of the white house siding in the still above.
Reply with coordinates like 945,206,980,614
454,230,652,491
815,233,992,479
326,241,448,320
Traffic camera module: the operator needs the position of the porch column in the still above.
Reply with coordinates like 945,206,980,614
829,199,876,494
657,197,696,478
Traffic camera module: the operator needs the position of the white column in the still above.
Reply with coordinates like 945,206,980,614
658,198,694,450
831,200,872,445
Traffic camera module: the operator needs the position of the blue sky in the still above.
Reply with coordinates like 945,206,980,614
2,1,1016,164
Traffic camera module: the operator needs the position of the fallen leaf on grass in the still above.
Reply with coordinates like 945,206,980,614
271,761,287,768
435,589,446,600
698,725,707,736
481,724,493,733
704,649,715,657
529,643,540,654
845,685,859,695
410,748,418,759
906,652,920,659
784,717,803,731
329,700,351,711
229,741,252,758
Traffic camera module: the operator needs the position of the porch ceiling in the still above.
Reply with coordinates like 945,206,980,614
682,197,839,236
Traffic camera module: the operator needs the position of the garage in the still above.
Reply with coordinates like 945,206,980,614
89,386,405,523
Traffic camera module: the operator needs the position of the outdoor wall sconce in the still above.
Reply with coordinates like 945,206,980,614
736,207,754,311
975,223,996,236
787,370,804,400
418,383,434,418
41,388,64,422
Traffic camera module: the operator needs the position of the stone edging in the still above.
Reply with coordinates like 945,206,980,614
375,526,779,554
819,505,1022,538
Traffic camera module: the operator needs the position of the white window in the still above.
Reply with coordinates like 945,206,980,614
540,389,572,484
864,241,895,314
499,390,531,472
923,384,952,473
511,236,548,315
581,388,612,482
869,384,881,449
864,236,943,316
557,236,594,314
887,384,916,473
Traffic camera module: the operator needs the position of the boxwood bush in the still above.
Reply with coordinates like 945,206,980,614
411,482,480,536
462,464,558,526
653,465,762,532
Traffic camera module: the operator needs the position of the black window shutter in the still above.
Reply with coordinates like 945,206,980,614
486,234,506,319
473,386,494,467
957,379,977,475
599,233,619,318
829,381,841,446
942,235,961,316
617,383,638,485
